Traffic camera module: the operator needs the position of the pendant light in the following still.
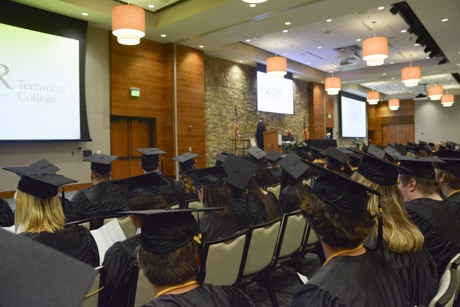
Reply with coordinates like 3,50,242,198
112,4,146,45
266,56,287,78
325,70,341,95
428,85,443,100
367,90,380,105
441,94,454,107
401,64,421,87
362,36,388,66
388,98,400,111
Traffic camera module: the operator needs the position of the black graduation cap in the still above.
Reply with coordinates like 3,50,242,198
29,159,60,174
384,146,402,159
433,149,460,159
434,158,460,178
83,153,118,176
186,166,227,188
247,147,267,160
213,152,229,164
3,165,77,199
172,152,199,171
446,141,459,150
222,154,257,190
264,150,281,163
367,145,386,160
111,172,168,199
136,148,165,170
325,146,349,165
279,151,310,180
394,144,407,156
397,156,444,180
0,229,96,307
358,153,412,186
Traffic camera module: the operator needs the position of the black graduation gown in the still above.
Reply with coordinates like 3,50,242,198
291,251,410,307
444,191,460,221
405,198,460,276
157,173,180,206
70,181,127,221
228,192,267,231
0,199,14,227
269,166,282,184
143,283,254,307
199,212,240,242
22,225,100,267
279,186,302,213
99,235,141,307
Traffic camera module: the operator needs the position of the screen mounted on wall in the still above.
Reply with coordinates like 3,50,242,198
339,91,367,138
256,71,294,115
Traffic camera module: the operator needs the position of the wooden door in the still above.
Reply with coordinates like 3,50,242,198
110,117,155,179
382,123,414,145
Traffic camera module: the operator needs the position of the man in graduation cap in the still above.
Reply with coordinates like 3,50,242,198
99,172,169,307
135,209,254,306
433,150,460,220
70,153,127,221
173,152,199,208
291,161,409,306
397,156,460,276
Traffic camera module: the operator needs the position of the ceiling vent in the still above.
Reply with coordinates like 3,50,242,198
413,83,430,101
334,45,361,71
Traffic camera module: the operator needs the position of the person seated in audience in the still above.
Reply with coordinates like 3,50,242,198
213,151,229,167
172,152,199,208
353,154,438,306
323,146,352,176
246,147,272,187
291,160,409,306
433,150,460,220
99,172,169,307
0,198,14,227
70,153,127,221
397,156,460,276
3,162,99,267
222,154,266,230
190,166,240,241
137,148,178,205
278,152,311,213
137,209,255,306
264,151,282,184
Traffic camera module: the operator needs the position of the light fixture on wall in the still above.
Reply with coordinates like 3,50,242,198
367,90,380,105
401,65,421,87
362,36,388,66
428,84,443,100
325,75,341,95
388,98,400,111
266,56,287,78
441,94,454,107
112,4,145,45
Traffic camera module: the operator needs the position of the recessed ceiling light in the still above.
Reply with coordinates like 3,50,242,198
426,56,430,59
317,46,322,49
390,61,395,64
382,73,387,76
414,43,420,46
401,29,407,33
326,19,332,22
242,0,267,3
307,62,311,64
409,91,413,94
239,60,244,63
457,63,460,66
285,22,291,25
148,4,155,8
81,12,88,16
283,29,289,33
391,77,395,80
441,18,449,22
356,38,362,42
249,4,256,7
161,34,167,37
245,39,251,42
199,45,204,48
283,53,288,56
378,6,385,10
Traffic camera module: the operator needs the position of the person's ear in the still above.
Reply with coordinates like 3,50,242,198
436,171,445,183
408,178,417,192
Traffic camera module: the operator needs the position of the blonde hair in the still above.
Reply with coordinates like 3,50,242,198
15,190,65,233
352,173,424,253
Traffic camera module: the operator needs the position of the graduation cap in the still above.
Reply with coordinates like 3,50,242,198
172,152,199,171
433,158,460,178
111,172,168,199
367,145,386,160
186,166,227,188
29,159,60,174
136,148,166,170
0,229,96,307
325,147,349,165
302,159,379,219
3,165,77,199
384,146,402,162
397,156,444,180
246,147,267,161
213,151,229,166
446,141,459,150
83,153,118,176
394,144,407,156
358,153,412,186
279,151,310,180
222,154,257,190
432,149,460,159
264,150,281,163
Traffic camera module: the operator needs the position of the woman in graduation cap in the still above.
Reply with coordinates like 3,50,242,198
291,161,409,306
352,154,437,306
4,163,100,267
172,152,199,208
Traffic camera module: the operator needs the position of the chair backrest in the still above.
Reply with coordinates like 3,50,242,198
275,210,307,261
240,218,282,277
446,253,460,303
203,230,248,286
187,200,204,220
65,218,92,230
134,269,155,307
265,184,281,200
82,269,102,307
429,268,457,307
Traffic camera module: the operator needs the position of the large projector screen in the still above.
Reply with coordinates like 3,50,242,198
257,71,294,115
339,92,367,138
0,0,90,142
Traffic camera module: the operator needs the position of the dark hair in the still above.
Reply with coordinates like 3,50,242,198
141,155,159,172
138,241,198,287
280,180,309,212
247,178,280,221
126,195,168,222
301,189,374,249
202,185,229,218
254,165,272,187
179,173,197,195
437,170,460,189
399,174,441,196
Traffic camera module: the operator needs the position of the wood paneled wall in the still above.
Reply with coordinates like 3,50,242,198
307,82,334,139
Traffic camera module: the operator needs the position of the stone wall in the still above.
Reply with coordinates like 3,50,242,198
204,56,309,166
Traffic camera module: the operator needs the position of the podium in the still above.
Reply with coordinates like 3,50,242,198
263,129,282,152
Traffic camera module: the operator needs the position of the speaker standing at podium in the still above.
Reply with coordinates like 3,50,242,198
254,115,266,149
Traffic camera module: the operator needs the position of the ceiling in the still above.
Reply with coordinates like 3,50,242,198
11,0,460,99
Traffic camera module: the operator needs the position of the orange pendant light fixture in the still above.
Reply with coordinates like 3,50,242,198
367,90,380,105
428,85,443,100
441,94,454,107
362,36,388,66
325,76,341,95
266,56,287,78
401,66,421,87
388,98,400,111
112,4,145,45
